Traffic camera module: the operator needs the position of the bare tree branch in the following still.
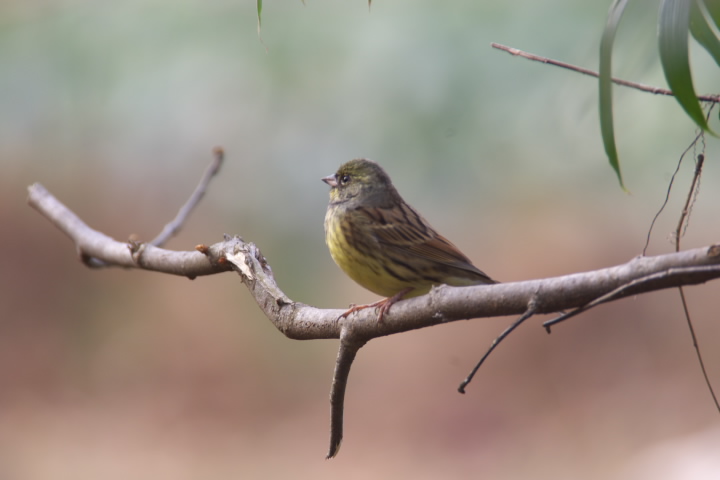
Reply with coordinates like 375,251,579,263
149,147,224,247
27,183,232,278
491,42,720,103
27,182,720,456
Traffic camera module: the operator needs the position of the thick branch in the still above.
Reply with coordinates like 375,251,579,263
30,181,720,336
28,181,720,336
27,182,720,456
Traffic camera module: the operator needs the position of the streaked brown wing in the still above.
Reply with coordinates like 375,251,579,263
358,201,492,280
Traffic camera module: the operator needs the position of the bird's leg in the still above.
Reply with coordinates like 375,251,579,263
339,287,413,324
375,287,413,323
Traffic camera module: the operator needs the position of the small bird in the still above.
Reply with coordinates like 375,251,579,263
322,158,496,323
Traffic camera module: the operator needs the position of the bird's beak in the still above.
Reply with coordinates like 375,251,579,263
322,175,337,188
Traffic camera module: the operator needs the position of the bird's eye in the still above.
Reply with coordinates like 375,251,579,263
339,174,350,185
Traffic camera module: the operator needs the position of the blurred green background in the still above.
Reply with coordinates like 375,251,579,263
3,0,720,478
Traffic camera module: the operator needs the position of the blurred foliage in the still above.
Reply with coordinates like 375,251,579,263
600,0,720,187
2,0,720,478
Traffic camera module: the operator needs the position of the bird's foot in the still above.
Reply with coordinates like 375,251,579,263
338,287,413,324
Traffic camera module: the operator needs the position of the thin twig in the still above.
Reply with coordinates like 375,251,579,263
642,134,705,256
458,296,538,394
675,154,704,246
678,285,720,412
638,100,718,411
150,147,224,247
491,42,720,103
671,148,720,412
73,148,225,269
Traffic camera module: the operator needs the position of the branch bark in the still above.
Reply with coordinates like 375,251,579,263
27,182,720,457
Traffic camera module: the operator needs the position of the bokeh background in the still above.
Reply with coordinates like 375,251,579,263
3,0,720,478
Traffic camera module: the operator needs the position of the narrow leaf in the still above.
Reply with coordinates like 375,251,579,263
257,0,262,28
691,0,720,66
599,0,630,190
701,0,720,30
658,0,714,133
256,0,268,51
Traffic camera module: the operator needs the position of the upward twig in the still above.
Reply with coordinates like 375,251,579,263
150,147,224,247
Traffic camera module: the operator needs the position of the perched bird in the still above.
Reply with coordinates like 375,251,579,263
322,158,496,323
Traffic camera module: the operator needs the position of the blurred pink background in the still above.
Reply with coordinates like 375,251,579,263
3,0,720,478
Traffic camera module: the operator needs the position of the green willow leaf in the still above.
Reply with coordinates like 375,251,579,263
691,0,720,66
599,0,630,190
690,1,720,66
658,0,714,133
257,0,263,28
702,0,720,29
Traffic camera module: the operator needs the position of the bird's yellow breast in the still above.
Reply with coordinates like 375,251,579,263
324,206,426,298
